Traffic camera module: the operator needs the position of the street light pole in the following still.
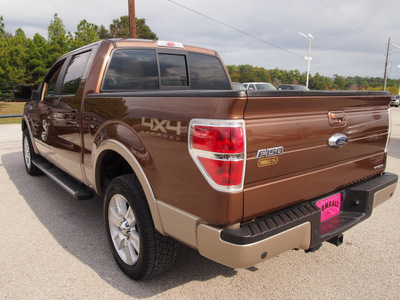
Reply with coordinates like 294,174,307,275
299,32,314,88
392,43,400,95
383,37,391,91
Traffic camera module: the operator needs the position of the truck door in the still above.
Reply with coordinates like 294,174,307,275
31,59,66,163
47,50,92,181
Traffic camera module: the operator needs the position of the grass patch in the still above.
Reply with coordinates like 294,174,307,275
0,102,25,124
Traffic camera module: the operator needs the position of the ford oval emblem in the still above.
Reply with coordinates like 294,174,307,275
328,133,349,149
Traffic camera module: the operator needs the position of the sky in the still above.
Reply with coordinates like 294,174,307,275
2,0,400,79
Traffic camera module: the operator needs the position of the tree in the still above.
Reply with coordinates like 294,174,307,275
109,16,129,38
309,73,328,90
237,65,257,82
135,18,157,40
226,65,240,82
98,25,109,39
69,19,100,50
25,33,49,83
333,74,346,90
108,16,158,39
254,66,272,83
0,16,5,37
0,28,29,100
47,13,68,67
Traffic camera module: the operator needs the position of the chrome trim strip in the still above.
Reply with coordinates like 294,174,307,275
192,148,244,161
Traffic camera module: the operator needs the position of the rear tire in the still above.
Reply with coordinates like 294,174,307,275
22,128,42,176
104,174,177,280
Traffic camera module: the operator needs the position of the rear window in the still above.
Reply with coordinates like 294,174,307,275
102,49,159,90
159,54,188,87
102,49,230,91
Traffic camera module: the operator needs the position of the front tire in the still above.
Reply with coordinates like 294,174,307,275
104,174,177,280
22,128,42,176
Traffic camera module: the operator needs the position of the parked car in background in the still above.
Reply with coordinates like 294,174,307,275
278,84,310,91
242,82,277,91
232,82,246,90
390,95,399,107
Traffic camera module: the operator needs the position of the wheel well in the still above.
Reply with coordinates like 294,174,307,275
99,150,135,194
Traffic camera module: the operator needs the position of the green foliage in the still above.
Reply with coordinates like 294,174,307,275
136,18,158,40
108,16,158,39
0,16,5,37
26,33,49,83
98,25,109,39
47,13,68,67
226,64,400,92
109,15,130,38
69,19,100,50
0,28,29,100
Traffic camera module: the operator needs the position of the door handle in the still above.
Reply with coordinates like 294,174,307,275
328,111,346,127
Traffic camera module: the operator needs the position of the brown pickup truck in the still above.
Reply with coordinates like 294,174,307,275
21,39,397,280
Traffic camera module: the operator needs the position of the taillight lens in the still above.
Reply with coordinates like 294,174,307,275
192,126,244,153
189,119,246,192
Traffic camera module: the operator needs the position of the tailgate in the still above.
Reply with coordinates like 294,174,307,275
243,90,391,221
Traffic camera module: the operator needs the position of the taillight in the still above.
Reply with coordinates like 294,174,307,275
189,119,246,192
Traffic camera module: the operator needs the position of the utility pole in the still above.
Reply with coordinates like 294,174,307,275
383,37,390,91
129,0,136,38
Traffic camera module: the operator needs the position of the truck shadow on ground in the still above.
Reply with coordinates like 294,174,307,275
388,137,400,160
3,151,237,298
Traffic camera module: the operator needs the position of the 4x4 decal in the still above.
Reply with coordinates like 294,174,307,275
141,117,184,141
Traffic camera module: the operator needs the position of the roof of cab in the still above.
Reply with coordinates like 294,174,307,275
110,38,216,56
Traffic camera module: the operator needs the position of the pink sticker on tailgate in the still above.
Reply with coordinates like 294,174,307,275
316,193,341,222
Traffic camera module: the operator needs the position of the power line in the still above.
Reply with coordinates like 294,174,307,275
167,0,302,59
167,0,353,76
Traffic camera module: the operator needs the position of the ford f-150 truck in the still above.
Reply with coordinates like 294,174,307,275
21,39,397,280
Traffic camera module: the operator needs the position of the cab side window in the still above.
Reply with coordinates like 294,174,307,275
62,51,91,95
102,49,159,90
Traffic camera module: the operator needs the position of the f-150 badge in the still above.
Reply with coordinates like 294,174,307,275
256,146,284,158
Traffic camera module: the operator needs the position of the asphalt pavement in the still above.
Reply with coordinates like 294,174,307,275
0,110,399,299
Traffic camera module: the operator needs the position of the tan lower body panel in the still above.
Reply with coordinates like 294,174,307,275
197,222,311,269
373,182,397,208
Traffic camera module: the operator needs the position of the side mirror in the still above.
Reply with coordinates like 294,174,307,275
13,85,32,102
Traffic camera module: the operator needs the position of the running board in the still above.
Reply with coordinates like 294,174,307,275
32,157,93,200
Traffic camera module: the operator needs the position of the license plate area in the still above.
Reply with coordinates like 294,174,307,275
315,193,341,222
